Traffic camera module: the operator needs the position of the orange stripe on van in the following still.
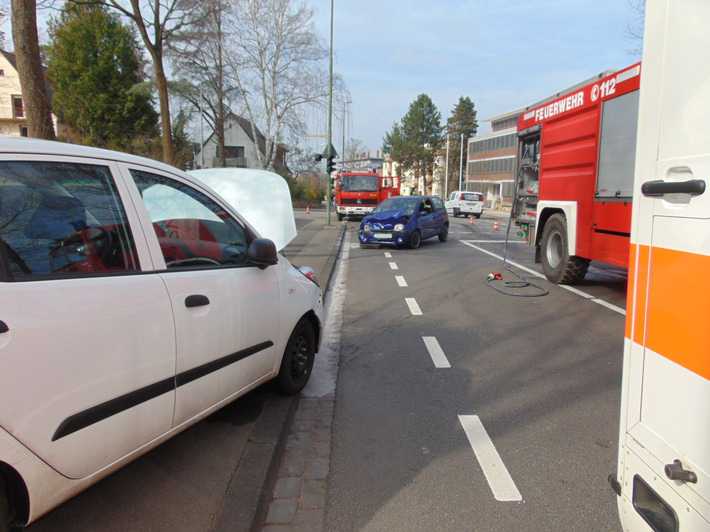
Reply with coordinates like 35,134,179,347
624,243,637,340
644,246,710,381
632,244,650,346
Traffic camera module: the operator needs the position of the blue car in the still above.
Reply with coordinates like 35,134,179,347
359,195,449,249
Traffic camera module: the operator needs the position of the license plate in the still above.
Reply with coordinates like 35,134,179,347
374,232,392,240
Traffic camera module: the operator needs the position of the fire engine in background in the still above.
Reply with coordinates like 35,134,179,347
513,62,641,284
334,170,400,221
615,1,709,531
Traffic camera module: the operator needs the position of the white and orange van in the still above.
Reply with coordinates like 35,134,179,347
615,1,710,531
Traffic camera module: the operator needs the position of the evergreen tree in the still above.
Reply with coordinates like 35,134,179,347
384,95,443,193
446,96,478,193
46,4,159,152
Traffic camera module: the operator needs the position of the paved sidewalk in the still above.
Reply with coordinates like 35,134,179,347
283,211,345,289
256,225,349,532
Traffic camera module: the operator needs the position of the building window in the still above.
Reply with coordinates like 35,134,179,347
19,126,28,137
12,95,24,119
218,145,245,159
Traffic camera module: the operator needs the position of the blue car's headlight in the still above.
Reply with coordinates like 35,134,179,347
363,223,372,233
394,223,405,232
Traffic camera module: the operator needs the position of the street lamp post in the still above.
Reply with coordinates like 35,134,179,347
458,133,465,191
444,134,450,198
325,0,334,225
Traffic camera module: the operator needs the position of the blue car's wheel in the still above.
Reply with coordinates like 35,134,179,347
438,225,449,242
409,230,422,249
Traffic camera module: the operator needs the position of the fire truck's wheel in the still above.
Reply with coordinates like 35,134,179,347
540,214,589,284
409,230,422,249
453,208,460,218
438,225,449,242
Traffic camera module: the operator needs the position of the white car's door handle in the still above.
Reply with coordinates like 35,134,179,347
185,294,210,308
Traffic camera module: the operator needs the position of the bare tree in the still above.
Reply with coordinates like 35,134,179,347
73,0,205,164
170,0,237,167
626,0,645,56
344,138,366,161
225,0,328,170
11,0,56,139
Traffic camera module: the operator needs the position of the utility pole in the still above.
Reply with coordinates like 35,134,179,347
444,133,450,198
341,98,347,168
199,85,205,168
325,0,334,225
458,133,465,191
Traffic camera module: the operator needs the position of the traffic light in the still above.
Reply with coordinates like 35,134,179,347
326,156,335,175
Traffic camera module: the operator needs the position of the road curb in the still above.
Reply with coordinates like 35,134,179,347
213,391,297,532
321,223,347,298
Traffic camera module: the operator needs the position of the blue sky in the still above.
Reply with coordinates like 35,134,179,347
311,0,642,151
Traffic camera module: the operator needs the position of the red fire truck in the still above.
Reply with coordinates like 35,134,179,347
513,62,641,283
334,170,400,221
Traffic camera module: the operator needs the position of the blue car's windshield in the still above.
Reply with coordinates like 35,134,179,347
375,197,419,216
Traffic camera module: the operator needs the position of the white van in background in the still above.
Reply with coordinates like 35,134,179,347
614,1,709,531
445,191,484,218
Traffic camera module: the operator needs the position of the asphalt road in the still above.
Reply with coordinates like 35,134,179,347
325,214,626,531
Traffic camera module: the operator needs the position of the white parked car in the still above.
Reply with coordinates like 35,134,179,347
0,138,323,530
445,191,484,218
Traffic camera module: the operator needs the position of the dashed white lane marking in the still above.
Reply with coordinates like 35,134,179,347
458,415,523,502
459,240,626,316
422,336,450,368
464,240,528,244
395,275,408,287
384,252,393,258
389,262,399,271
405,297,422,316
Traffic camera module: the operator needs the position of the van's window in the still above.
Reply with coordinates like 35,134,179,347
131,170,250,269
0,161,138,281
461,193,483,202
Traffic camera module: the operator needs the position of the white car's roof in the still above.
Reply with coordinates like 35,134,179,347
0,135,180,175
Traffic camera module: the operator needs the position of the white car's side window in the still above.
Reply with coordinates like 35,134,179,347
0,161,139,281
130,169,251,270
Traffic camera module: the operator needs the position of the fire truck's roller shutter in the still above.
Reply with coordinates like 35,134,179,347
596,90,640,199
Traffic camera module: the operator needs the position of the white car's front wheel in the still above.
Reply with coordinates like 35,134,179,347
0,477,11,532
277,317,316,395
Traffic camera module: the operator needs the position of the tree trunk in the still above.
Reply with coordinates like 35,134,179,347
153,57,174,164
11,0,55,140
215,0,226,167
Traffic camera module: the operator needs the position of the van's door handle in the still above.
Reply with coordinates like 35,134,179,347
185,295,210,308
642,179,706,197
665,460,698,483
0,321,8,334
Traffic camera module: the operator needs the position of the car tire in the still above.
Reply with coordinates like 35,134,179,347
337,213,344,221
409,230,422,249
0,477,12,532
438,225,448,242
453,208,460,218
540,214,589,284
277,318,316,395
475,213,482,219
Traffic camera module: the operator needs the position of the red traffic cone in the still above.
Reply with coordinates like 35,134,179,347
469,215,475,224
493,221,500,231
